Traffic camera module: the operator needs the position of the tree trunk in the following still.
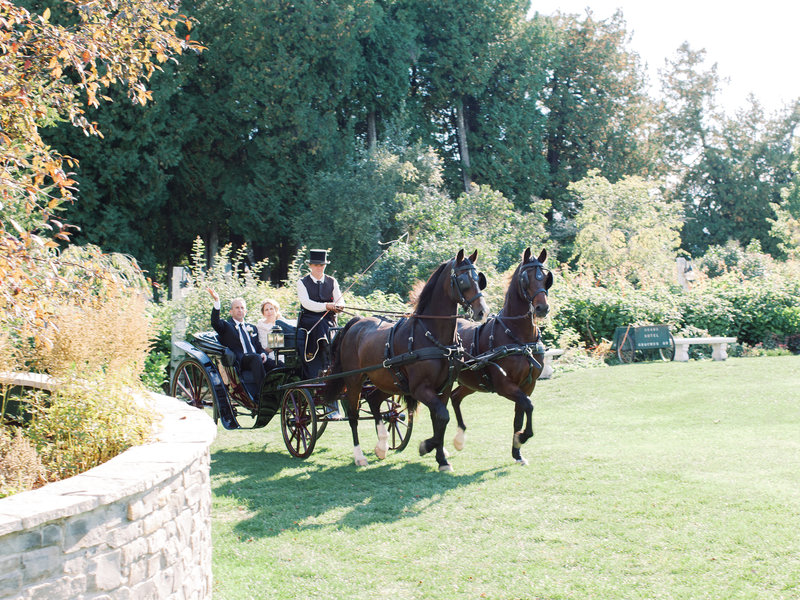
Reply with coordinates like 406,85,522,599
367,110,377,151
207,224,219,269
455,98,472,192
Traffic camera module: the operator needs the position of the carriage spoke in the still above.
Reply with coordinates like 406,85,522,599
281,388,317,458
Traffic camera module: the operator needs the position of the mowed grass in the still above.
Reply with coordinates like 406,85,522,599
209,356,800,600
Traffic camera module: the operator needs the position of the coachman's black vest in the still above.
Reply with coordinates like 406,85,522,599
299,275,336,326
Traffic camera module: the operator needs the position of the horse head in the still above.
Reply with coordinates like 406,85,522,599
449,249,488,322
518,247,552,318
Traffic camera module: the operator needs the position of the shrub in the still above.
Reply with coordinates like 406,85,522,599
543,262,800,354
1,251,157,496
0,426,46,498
22,375,152,482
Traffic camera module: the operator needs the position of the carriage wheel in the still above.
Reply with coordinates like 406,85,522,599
659,334,676,361
617,335,636,364
280,387,318,458
314,398,329,440
171,359,214,408
380,396,413,452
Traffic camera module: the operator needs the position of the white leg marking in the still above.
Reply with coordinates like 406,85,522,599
515,456,529,466
374,422,388,460
453,427,466,451
353,445,369,467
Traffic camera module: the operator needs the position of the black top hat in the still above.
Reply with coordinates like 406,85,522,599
309,249,330,265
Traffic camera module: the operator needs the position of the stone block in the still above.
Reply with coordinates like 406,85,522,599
0,572,22,598
21,546,61,582
40,524,63,547
0,553,21,577
120,537,148,565
92,550,123,591
107,520,144,550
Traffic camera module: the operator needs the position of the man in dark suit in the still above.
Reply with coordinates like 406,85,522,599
207,288,275,397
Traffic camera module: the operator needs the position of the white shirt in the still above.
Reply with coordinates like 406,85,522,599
296,274,343,313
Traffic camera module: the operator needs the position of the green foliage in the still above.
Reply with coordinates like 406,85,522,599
538,10,657,225
698,240,773,279
658,44,800,256
22,375,152,482
546,262,800,351
569,170,682,287
769,139,800,259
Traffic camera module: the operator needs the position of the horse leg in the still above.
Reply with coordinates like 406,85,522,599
418,399,452,472
510,395,534,466
365,388,390,460
345,384,368,467
450,385,472,451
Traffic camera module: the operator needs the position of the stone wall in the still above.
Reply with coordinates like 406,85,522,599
0,382,217,599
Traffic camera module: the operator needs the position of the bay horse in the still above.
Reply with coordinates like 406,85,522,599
450,248,552,465
323,249,489,471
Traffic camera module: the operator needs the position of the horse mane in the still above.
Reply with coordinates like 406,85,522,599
502,262,522,306
414,260,449,314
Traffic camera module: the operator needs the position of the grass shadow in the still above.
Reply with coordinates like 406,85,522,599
211,447,510,539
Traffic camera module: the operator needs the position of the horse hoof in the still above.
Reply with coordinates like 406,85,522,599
419,440,429,456
374,444,387,460
453,428,465,451
515,457,529,466
513,432,522,449
355,458,369,467
438,463,453,472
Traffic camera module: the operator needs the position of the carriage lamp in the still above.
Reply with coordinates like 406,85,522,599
268,331,285,349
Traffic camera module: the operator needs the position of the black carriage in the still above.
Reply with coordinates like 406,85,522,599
170,327,413,458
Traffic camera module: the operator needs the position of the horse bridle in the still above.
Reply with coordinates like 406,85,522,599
518,260,551,305
450,260,487,312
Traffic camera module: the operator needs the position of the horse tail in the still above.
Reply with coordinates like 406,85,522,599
323,317,361,403
404,394,418,416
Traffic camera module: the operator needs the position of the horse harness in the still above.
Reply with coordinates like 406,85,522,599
518,259,551,305
461,258,550,392
463,314,545,393
378,258,483,397
382,317,465,398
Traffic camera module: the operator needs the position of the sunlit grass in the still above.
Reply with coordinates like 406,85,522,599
210,356,800,600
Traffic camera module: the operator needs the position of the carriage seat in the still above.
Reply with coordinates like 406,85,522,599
192,331,259,395
193,331,225,356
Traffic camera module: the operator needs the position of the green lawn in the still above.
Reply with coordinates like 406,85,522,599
209,356,800,600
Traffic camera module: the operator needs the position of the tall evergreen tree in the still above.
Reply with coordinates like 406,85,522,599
537,10,656,221
659,44,800,255
403,0,529,195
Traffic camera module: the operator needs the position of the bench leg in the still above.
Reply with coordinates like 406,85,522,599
674,343,690,362
711,343,729,361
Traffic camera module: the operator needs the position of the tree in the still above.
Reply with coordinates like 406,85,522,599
569,170,683,287
404,0,529,194
40,63,191,277
538,10,657,223
0,0,198,345
658,44,800,255
770,140,800,259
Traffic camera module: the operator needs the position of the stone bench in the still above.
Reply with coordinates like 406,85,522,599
539,348,564,380
672,337,738,362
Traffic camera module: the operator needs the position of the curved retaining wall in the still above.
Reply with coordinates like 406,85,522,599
0,380,217,599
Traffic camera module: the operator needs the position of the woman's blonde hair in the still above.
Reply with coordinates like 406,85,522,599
260,298,282,319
